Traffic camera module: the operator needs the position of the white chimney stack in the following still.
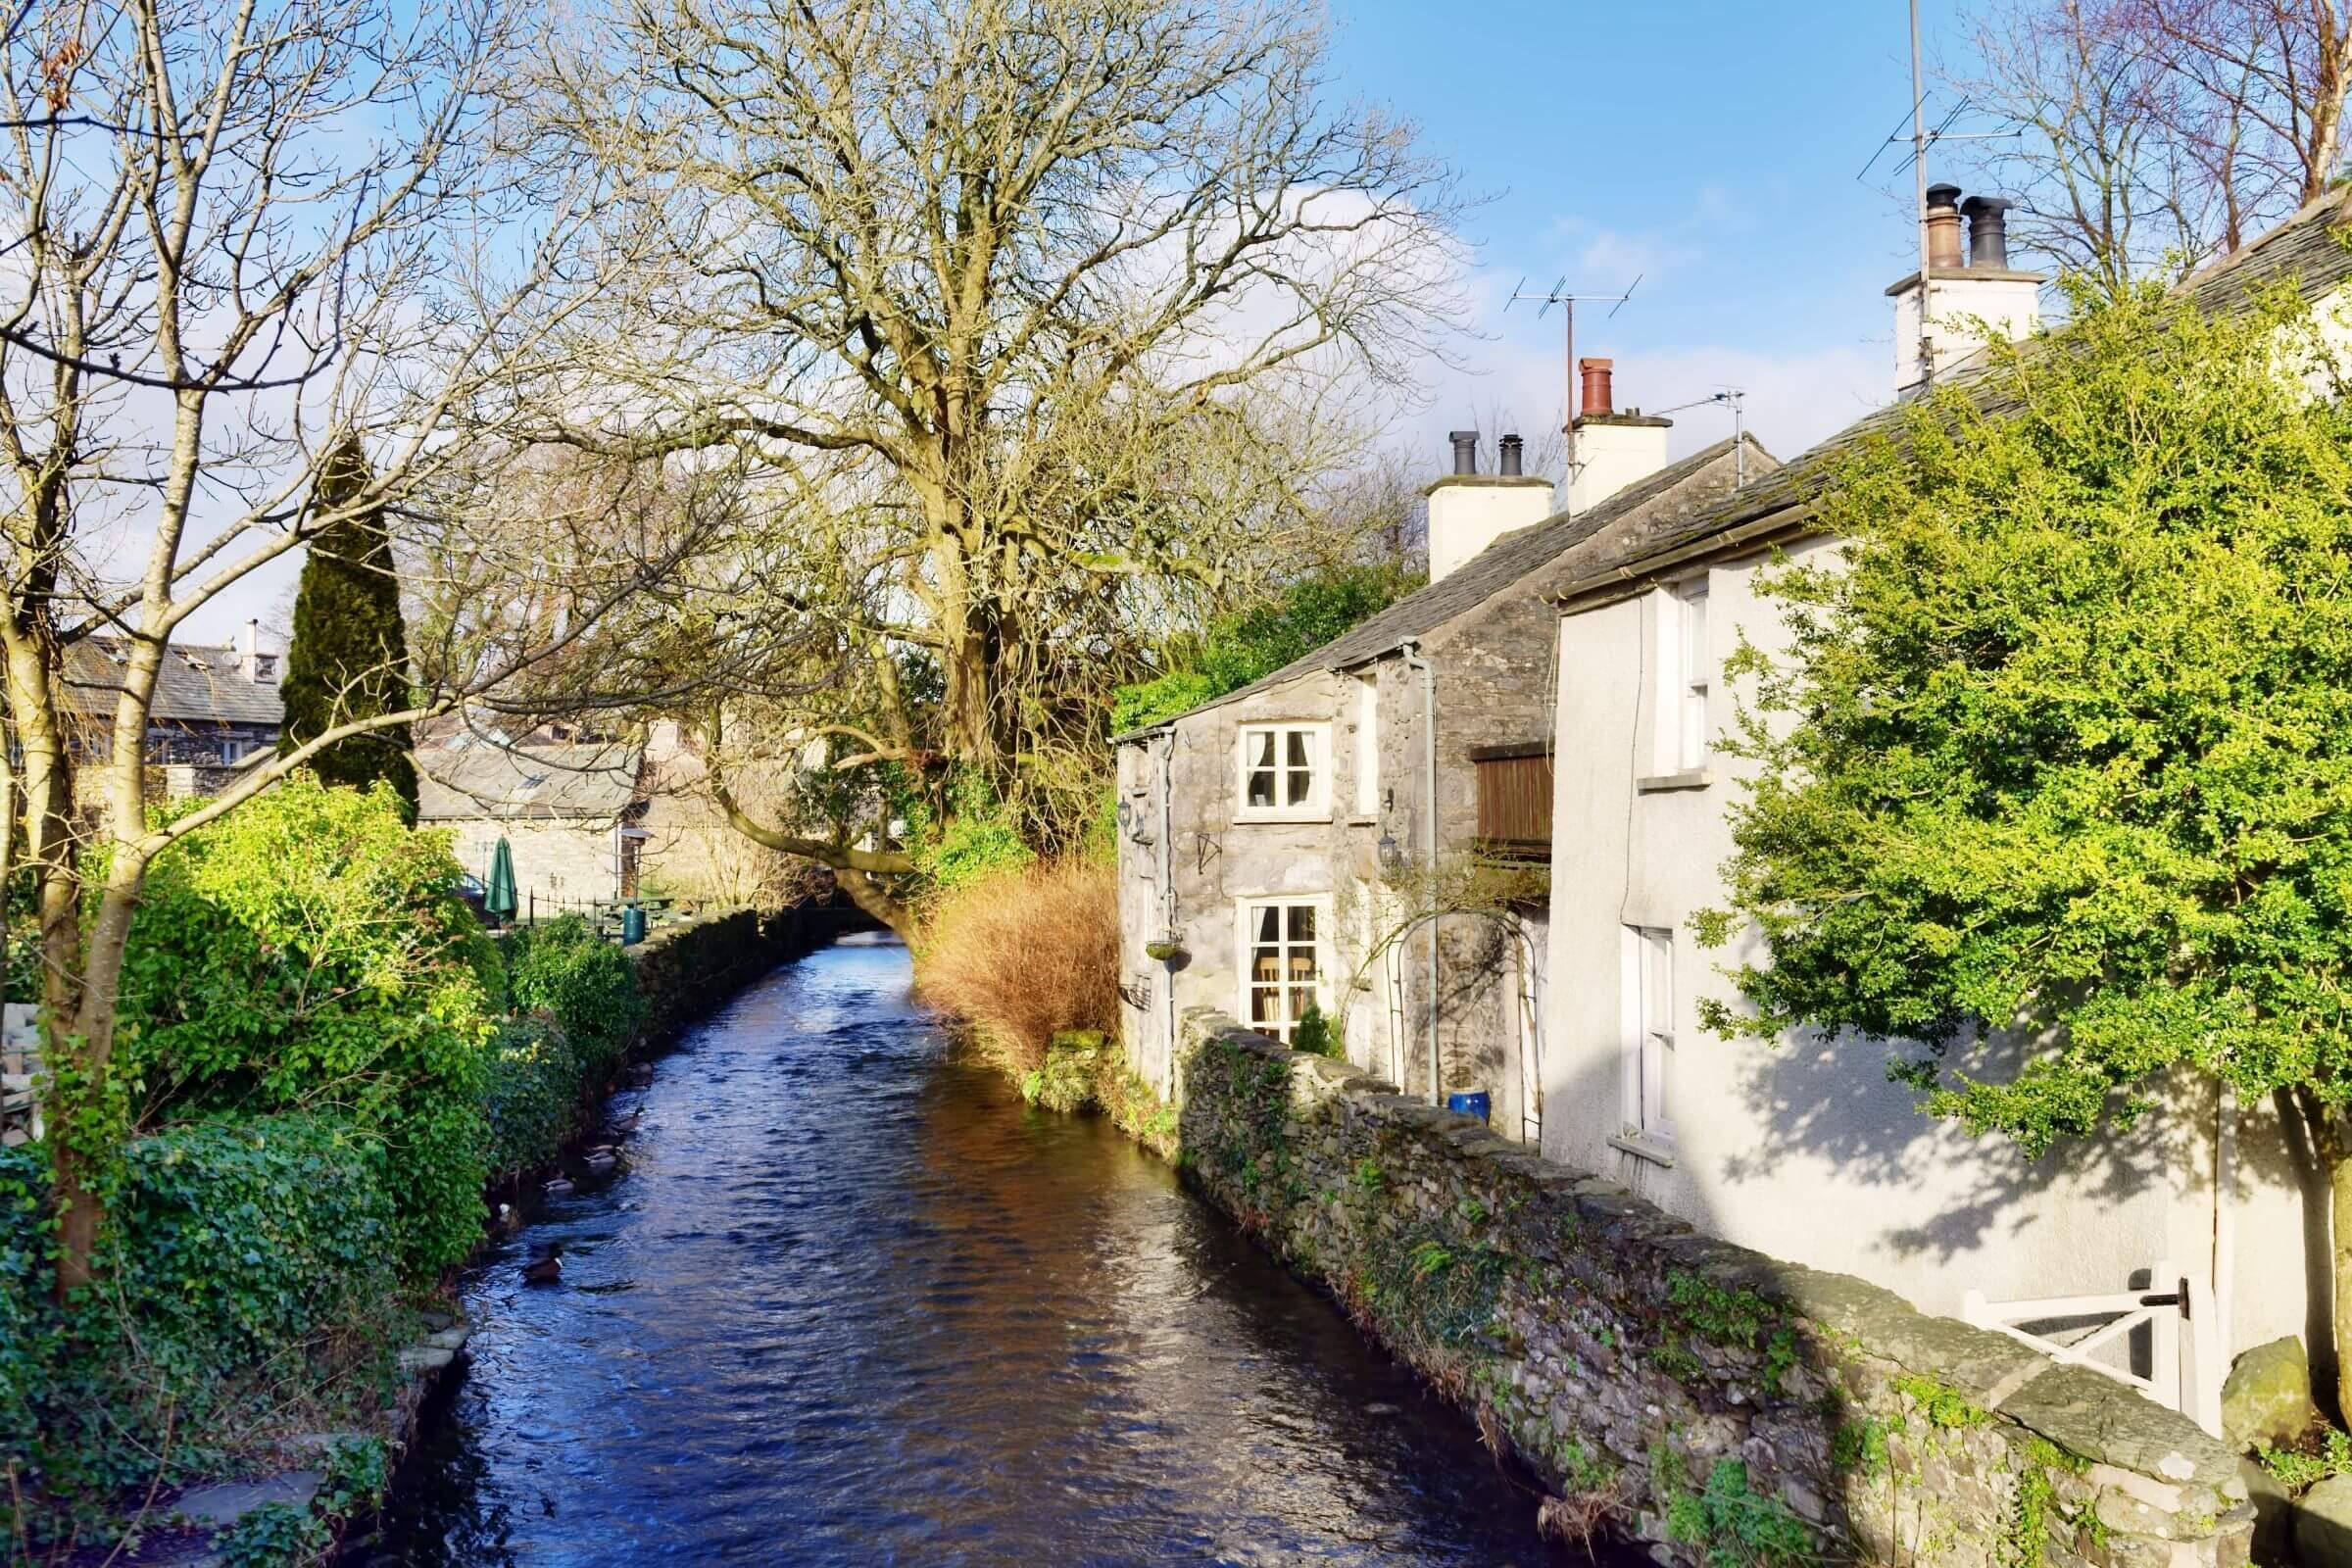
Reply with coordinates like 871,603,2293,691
241,618,276,684
1889,184,2044,395
1424,431,1555,584
1565,359,1671,514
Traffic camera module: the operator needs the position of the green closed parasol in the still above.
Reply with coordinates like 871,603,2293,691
485,836,517,925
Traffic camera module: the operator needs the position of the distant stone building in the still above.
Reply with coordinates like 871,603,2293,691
65,620,285,762
1114,381,1774,1146
416,739,647,913
62,620,284,797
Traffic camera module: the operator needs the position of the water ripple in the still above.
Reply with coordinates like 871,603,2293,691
356,936,1612,1567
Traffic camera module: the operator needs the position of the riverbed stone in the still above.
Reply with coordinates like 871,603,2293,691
399,1344,456,1375
2225,1337,2321,1452
172,1471,319,1528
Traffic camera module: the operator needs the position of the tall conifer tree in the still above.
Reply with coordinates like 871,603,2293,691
279,438,418,820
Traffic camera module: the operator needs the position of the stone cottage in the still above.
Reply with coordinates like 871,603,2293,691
63,620,284,793
1114,376,1777,1146
1537,182,2352,1419
417,737,647,914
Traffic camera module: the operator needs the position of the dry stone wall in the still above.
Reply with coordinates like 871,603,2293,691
1174,1010,2254,1568
628,905,854,1047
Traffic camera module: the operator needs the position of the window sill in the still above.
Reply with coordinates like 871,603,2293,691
1608,1132,1677,1168
1232,810,1334,826
1636,769,1713,794
1345,813,1378,827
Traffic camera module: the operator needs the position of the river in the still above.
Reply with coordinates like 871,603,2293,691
355,934,1617,1566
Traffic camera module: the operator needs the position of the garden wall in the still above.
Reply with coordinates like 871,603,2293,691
1175,1010,2255,1568
627,904,851,1049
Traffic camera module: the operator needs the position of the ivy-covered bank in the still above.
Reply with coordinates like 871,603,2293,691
1,869,836,1565
1174,1012,2254,1568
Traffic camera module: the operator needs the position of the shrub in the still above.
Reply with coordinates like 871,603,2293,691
504,914,644,1077
914,859,1119,1076
481,1017,589,1178
115,775,495,1274
1293,1002,1343,1058
905,770,1036,893
2,1114,404,1545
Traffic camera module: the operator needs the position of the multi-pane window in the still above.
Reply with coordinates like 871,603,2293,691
1671,578,1710,771
1625,925,1676,1146
1237,724,1327,816
1243,900,1323,1043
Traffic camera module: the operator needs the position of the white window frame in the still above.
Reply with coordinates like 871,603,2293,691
1654,576,1711,776
1619,925,1677,1155
1235,894,1332,1045
1352,675,1379,817
1234,721,1332,821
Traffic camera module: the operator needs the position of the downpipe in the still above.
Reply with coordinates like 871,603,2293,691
1401,640,1440,1106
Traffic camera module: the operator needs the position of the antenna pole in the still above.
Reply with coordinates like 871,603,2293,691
1563,295,1576,474
1910,0,1933,380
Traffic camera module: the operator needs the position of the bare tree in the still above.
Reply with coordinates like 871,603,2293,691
527,0,1470,930
1956,0,2221,288
1957,0,2352,284
0,0,720,1295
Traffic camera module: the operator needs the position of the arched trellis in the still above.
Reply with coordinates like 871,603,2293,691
1346,902,1544,1146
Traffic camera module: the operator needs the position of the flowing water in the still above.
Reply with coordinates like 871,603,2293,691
356,935,1627,1566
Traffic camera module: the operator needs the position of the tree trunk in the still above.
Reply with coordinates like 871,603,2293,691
2331,1130,2352,1423
2297,1088,2352,1420
836,869,917,945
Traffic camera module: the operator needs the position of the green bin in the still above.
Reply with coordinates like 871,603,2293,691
620,904,648,946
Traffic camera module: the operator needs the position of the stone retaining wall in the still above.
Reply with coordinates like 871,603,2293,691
627,904,857,1049
1174,1010,2254,1568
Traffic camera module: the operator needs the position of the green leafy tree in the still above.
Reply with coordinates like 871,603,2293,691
280,439,418,820
114,775,495,1272
1113,563,1418,734
1696,278,2352,1409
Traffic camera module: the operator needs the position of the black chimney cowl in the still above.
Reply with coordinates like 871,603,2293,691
1961,194,2016,270
1447,429,1479,476
1498,434,1524,476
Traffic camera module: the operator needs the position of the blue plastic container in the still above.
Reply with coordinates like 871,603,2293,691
1446,1090,1492,1124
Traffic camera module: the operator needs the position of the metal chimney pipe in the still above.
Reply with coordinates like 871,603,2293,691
1961,195,2015,269
1578,358,1614,417
1924,183,1964,270
1497,434,1524,476
1447,429,1479,475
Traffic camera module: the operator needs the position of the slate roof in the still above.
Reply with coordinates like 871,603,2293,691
1124,433,1772,735
1610,184,2352,559
64,638,283,727
416,742,642,821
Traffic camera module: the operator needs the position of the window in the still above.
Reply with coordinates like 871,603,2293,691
1353,676,1379,817
1659,577,1711,774
1622,925,1676,1151
1237,723,1328,817
1241,899,1324,1043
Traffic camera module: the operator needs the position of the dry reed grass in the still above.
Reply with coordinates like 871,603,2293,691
913,858,1120,1075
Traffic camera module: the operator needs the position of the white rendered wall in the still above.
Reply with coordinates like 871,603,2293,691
1426,479,1555,583
1892,273,2041,392
1566,420,1669,514
1542,536,2310,1362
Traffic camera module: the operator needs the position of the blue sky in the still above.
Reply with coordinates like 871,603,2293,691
1331,0,1975,471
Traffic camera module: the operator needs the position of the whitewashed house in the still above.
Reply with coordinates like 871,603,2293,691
1539,183,2352,1392
1114,378,1775,1145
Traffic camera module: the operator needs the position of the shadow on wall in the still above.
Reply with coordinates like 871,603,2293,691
1164,1010,2257,1567
1718,1018,2334,1396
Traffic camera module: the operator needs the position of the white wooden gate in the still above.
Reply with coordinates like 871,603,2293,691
2,1003,40,1147
1962,1260,2223,1437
